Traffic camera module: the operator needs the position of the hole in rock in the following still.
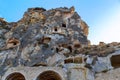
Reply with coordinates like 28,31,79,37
64,57,83,64
36,70,62,80
13,42,17,45
54,28,58,32
6,72,25,80
7,38,20,48
43,37,51,43
74,43,81,48
56,48,59,53
62,23,66,28
111,55,120,68
68,46,72,52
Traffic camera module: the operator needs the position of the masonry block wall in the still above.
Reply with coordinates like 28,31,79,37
2,67,66,80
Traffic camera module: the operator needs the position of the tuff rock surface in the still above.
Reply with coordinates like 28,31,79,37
0,7,120,80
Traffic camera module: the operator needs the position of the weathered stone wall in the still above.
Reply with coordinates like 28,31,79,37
2,67,66,80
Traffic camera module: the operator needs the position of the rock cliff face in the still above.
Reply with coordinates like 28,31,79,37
0,7,120,80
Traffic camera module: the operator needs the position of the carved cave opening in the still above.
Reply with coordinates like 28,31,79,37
111,55,120,68
54,28,58,32
64,57,83,64
62,23,66,28
6,72,25,80
37,70,62,80
43,37,51,44
74,43,81,48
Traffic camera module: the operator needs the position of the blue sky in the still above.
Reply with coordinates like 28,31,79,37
0,0,120,44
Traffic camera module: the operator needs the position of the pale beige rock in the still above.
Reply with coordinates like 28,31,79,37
6,38,20,49
95,68,120,80
80,20,89,36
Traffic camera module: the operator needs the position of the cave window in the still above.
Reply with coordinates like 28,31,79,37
43,37,51,43
6,72,25,80
64,57,83,64
13,42,17,45
74,44,81,48
111,55,120,68
54,28,58,32
68,46,72,52
36,70,62,80
51,48,54,50
62,23,66,28
56,48,59,53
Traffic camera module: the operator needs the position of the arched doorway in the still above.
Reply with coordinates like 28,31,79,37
6,72,25,80
37,70,62,80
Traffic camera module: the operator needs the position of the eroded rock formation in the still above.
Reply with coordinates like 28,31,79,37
0,7,120,80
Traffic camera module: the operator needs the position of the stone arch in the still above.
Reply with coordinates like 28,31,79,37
111,55,120,68
36,70,62,80
5,72,25,80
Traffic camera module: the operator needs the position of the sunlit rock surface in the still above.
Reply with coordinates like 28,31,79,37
0,7,120,80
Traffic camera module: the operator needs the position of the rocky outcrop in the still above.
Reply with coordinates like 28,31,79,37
0,7,120,80
0,6,89,78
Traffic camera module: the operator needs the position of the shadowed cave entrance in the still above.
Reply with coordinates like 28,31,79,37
37,70,62,80
111,55,120,68
6,72,25,80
